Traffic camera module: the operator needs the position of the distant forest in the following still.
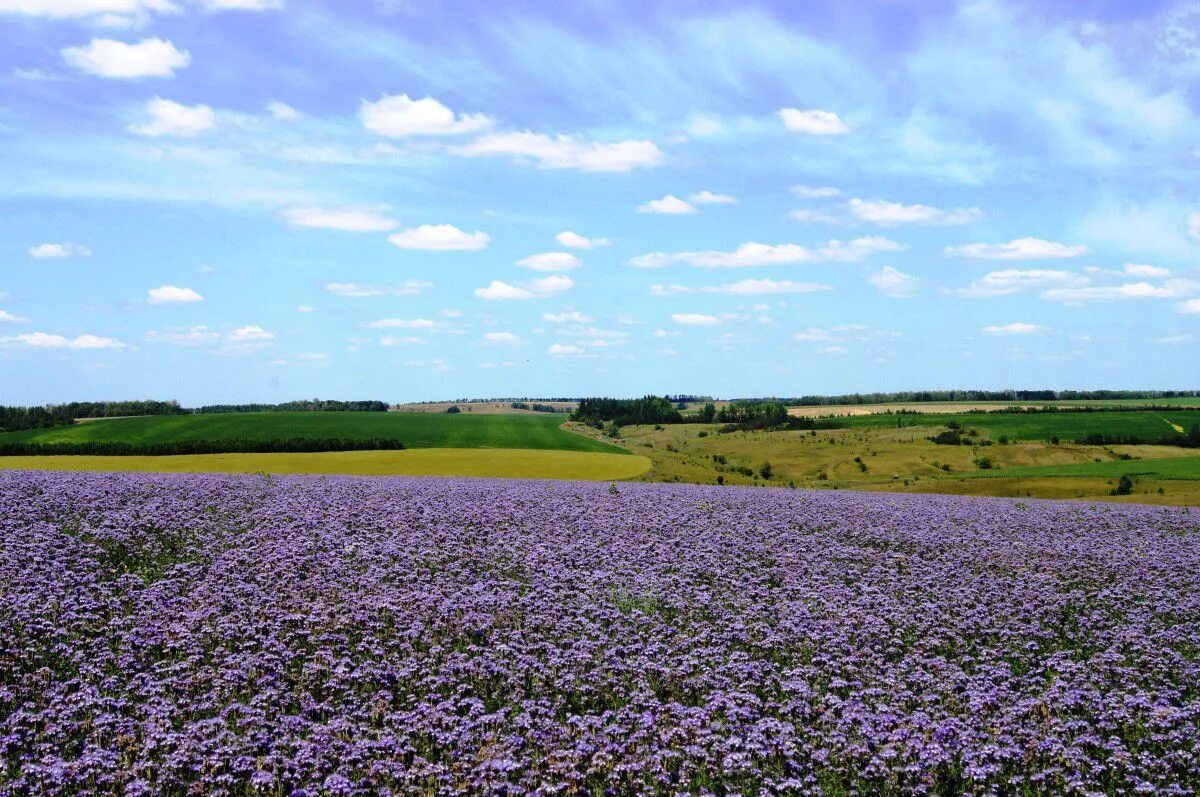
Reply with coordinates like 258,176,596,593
0,399,390,433
782,390,1200,406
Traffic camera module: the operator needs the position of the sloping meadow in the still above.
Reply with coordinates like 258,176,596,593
1,471,1198,795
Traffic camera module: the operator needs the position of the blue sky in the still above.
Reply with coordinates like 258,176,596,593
1,0,1199,404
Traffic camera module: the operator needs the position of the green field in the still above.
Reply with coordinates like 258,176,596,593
835,410,1200,441
965,456,1200,481
1,412,624,454
0,449,651,480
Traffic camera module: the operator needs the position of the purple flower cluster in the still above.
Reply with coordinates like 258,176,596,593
2,471,1198,795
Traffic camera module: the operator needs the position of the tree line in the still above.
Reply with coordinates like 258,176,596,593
0,437,407,457
783,389,1200,406
193,400,389,414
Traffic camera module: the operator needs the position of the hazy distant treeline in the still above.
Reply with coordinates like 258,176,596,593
194,400,390,414
0,437,407,457
783,390,1200,406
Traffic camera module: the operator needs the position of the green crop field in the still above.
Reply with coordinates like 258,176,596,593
0,449,651,481
0,412,624,454
964,456,1200,481
834,410,1200,441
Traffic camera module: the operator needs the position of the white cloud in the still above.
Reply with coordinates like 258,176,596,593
548,342,584,355
849,198,982,226
515,252,581,272
555,231,609,249
226,325,272,343
455,131,663,172
630,237,900,269
387,224,489,251
364,318,440,329
1,331,124,349
1179,298,1200,314
380,336,426,346
297,305,314,313
672,313,722,326
945,237,1087,260
954,269,1088,298
868,266,919,298
1124,263,1171,278
542,310,593,324
653,279,831,297
29,242,91,260
0,310,28,323
1188,212,1200,242
129,97,216,137
267,100,300,121
792,185,842,198
0,1,178,21
790,209,840,224
62,37,189,79
144,325,220,345
982,322,1045,336
1041,280,1200,303
688,190,737,205
324,281,431,298
482,331,522,345
196,0,283,9
284,206,396,232
147,285,203,304
359,93,492,137
474,281,533,301
778,108,848,135
530,275,572,295
637,195,696,215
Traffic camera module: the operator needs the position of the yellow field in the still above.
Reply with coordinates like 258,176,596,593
0,448,652,481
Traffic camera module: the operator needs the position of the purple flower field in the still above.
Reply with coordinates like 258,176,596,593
2,471,1199,795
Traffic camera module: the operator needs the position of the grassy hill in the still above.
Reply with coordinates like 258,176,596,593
1,412,625,454
833,410,1200,441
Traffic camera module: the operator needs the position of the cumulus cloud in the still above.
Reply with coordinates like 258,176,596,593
790,209,840,224
1041,280,1200,303
29,242,90,260
778,108,848,135
688,190,737,205
982,322,1045,335
284,206,396,232
547,342,584,355
0,0,178,22
129,97,216,137
474,275,573,301
266,100,300,121
1,332,124,349
363,318,440,330
455,131,663,172
1179,298,1200,314
482,331,522,345
954,269,1088,298
1124,263,1171,278
555,231,609,249
850,198,982,226
868,266,919,297
143,325,220,345
793,325,887,343
0,310,28,323
387,224,489,251
629,237,900,268
515,252,581,272
672,313,722,326
380,336,426,346
542,310,594,324
324,281,431,298
652,279,831,297
359,93,492,137
637,195,696,215
62,37,189,79
792,185,842,198
147,285,203,304
945,237,1087,260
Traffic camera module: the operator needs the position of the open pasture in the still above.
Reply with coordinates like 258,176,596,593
0,411,621,454
2,471,1197,794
